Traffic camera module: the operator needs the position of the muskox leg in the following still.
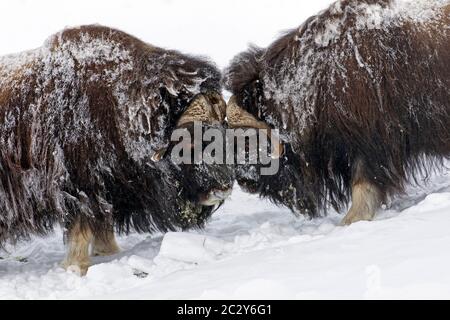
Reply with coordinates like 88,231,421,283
92,229,120,257
340,160,383,226
62,219,93,276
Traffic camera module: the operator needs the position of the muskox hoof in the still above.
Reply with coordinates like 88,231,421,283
340,215,367,226
340,181,381,226
91,233,121,257
92,246,120,257
62,262,90,276
339,210,375,226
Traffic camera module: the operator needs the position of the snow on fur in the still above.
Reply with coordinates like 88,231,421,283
226,0,450,217
0,25,232,245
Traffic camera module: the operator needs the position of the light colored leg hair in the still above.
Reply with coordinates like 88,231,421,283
341,159,383,226
92,230,120,257
62,220,93,276
340,181,382,226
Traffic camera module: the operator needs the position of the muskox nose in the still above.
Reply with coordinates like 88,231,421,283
200,189,232,206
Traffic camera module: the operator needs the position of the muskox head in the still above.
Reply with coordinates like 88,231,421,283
57,27,238,235
172,91,233,204
149,90,234,230
224,94,316,215
223,46,323,217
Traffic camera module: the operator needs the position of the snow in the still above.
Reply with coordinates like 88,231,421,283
2,168,450,299
314,0,446,48
1,0,450,300
315,19,343,47
262,0,449,137
358,0,449,28
158,233,226,263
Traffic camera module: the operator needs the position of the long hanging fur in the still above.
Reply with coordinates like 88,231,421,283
226,0,450,216
0,25,234,245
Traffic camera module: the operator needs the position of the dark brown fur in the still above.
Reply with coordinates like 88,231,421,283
226,0,450,216
0,25,234,245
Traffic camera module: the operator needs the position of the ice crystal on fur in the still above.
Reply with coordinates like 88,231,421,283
225,0,450,216
0,25,233,245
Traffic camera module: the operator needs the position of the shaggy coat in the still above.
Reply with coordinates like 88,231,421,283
0,25,234,245
226,0,450,216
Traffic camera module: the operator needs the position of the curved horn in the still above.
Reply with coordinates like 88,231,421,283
147,92,227,163
177,92,227,128
152,93,226,163
227,96,284,159
151,148,168,162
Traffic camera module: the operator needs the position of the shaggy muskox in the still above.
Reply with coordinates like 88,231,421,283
0,25,234,274
225,0,450,224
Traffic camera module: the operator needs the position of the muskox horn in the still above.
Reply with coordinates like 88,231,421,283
152,93,226,163
177,92,227,128
227,96,284,159
151,148,168,162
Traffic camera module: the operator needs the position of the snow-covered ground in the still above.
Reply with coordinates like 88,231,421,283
2,0,450,300
2,168,450,300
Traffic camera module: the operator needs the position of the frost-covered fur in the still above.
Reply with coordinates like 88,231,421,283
226,0,450,216
0,25,234,245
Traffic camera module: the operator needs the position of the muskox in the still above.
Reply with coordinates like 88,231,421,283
225,0,450,224
0,25,234,274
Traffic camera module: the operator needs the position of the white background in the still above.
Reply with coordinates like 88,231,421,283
0,0,333,67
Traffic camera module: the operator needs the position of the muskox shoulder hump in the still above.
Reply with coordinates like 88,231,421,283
224,46,264,100
45,24,152,53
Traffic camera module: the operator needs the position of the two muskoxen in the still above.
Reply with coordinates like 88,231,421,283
0,25,234,274
226,0,450,224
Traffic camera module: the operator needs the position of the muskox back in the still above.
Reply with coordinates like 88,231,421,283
226,0,450,216
0,25,227,245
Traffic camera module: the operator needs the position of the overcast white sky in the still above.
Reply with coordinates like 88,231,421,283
0,0,334,68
